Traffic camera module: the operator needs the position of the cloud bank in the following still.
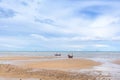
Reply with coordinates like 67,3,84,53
0,0,120,51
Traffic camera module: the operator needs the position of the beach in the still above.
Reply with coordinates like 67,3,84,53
113,60,120,65
21,58,101,69
0,53,120,80
0,56,105,80
0,64,101,80
1,0,120,79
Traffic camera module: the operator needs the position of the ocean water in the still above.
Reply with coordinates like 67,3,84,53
0,51,120,59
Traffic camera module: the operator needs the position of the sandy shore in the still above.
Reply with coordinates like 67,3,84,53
0,56,101,69
0,56,58,60
0,56,110,80
113,60,120,65
22,59,101,70
0,64,104,80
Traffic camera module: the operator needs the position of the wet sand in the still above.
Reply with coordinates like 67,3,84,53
113,60,120,65
0,64,106,80
0,56,109,80
0,56,58,60
22,59,101,69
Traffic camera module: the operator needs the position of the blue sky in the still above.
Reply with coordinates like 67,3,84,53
0,0,120,51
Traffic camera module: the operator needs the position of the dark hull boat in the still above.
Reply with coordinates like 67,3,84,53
68,54,73,58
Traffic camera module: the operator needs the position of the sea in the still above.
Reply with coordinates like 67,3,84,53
0,51,120,59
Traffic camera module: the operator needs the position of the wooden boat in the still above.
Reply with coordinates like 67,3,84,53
68,54,73,58
54,53,61,56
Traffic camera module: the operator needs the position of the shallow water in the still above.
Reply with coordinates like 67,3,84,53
89,57,120,80
0,51,120,59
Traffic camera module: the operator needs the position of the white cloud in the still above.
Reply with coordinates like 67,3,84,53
91,16,119,27
0,36,30,50
93,44,109,48
0,0,120,51
112,36,120,40
30,34,48,41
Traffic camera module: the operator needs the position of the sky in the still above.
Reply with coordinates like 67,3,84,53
0,0,120,51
